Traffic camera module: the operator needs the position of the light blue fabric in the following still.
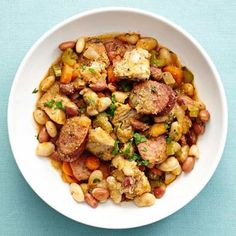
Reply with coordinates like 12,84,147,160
0,1,235,235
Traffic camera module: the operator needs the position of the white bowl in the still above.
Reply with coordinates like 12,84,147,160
8,7,228,229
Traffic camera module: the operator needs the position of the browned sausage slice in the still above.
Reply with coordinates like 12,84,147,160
137,136,167,165
130,118,150,131
70,155,92,181
129,80,176,115
56,116,91,162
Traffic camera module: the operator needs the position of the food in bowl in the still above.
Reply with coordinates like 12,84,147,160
33,33,210,208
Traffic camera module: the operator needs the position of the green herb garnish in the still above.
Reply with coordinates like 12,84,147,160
44,99,55,108
32,88,38,94
55,100,65,111
128,153,149,166
112,140,120,155
89,67,96,74
137,160,149,166
82,64,86,71
133,133,147,145
107,94,116,116
166,136,172,144
128,152,141,161
123,142,131,155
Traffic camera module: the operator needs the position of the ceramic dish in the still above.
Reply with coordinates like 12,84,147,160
8,7,228,229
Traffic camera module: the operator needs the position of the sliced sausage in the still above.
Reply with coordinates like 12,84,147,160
60,83,75,95
130,118,150,131
104,38,133,62
89,80,107,92
70,155,92,181
56,116,91,162
137,136,167,165
129,80,176,115
150,66,162,81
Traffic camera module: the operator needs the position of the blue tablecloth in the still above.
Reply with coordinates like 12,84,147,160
1,1,235,235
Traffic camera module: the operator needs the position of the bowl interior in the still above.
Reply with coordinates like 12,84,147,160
8,8,227,229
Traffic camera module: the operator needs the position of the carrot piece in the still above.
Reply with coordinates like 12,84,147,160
60,64,73,84
61,172,78,184
151,167,163,176
85,155,101,170
62,162,74,176
97,92,105,98
107,65,118,83
72,63,80,80
163,65,183,85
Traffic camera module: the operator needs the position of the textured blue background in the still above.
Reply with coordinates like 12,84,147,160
1,1,236,235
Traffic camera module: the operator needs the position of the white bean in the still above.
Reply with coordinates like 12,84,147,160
189,145,199,158
45,121,57,138
33,109,48,125
40,75,55,92
70,183,84,202
159,157,180,172
88,170,103,186
134,193,156,207
75,37,85,53
36,142,55,157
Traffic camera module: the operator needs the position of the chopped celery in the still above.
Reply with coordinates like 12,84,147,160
166,141,181,156
183,67,194,83
61,48,78,66
188,105,199,117
150,50,166,67
52,64,61,77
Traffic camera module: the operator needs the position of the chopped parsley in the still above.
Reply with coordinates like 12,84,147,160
43,99,65,111
166,136,172,144
112,140,120,155
32,88,38,94
107,94,116,116
82,64,86,71
123,142,131,155
55,100,65,111
133,133,147,145
89,67,96,74
137,159,149,166
128,152,149,166
43,99,55,108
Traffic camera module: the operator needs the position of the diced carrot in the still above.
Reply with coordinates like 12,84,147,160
62,162,74,176
163,65,183,85
60,64,73,84
97,92,105,98
151,167,163,176
85,155,101,171
72,63,80,80
61,172,78,184
107,65,118,83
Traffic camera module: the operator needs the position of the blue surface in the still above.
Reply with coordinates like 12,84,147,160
0,1,236,235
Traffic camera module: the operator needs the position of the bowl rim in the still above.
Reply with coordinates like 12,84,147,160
8,7,228,229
